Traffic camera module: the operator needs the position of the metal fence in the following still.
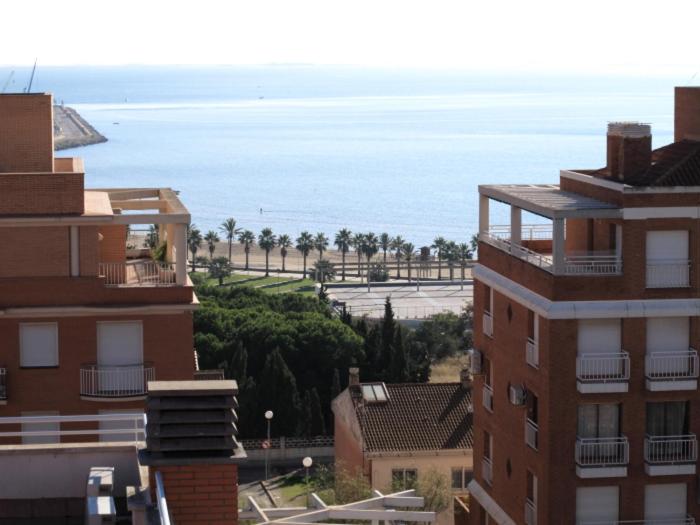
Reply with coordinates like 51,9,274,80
80,363,155,398
99,261,176,286
240,435,334,450
576,352,630,383
646,260,691,288
0,413,146,443
645,350,699,381
644,434,698,465
575,436,629,467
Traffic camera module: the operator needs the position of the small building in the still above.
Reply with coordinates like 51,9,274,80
332,368,473,525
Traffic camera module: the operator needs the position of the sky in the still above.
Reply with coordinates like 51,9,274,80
3,0,700,74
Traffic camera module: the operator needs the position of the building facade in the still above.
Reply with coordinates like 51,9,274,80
0,94,197,439
469,87,700,524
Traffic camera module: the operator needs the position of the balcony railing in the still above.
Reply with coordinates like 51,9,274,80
576,352,630,387
646,350,699,382
524,498,536,525
482,457,493,486
525,418,538,450
579,517,696,525
646,260,690,288
482,384,493,413
575,436,629,468
526,338,539,368
99,261,176,286
564,255,622,275
645,434,698,465
0,368,5,401
80,363,155,398
483,312,493,338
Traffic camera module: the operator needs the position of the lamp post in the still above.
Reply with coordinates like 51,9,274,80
265,410,274,481
302,456,313,506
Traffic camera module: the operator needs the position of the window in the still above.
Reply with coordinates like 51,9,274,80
646,402,689,436
645,484,687,521
526,471,537,503
391,468,417,490
20,323,58,367
578,319,621,355
451,467,471,491
361,383,389,403
578,404,620,438
484,285,492,314
21,411,59,444
483,357,492,386
484,431,492,459
527,310,536,341
527,393,538,424
576,486,619,523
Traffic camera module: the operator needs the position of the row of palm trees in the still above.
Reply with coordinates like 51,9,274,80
186,218,474,281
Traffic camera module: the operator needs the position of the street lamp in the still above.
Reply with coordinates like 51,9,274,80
302,456,313,506
264,410,274,481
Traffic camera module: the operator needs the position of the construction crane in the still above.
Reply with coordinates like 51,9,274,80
1,70,14,93
26,59,37,92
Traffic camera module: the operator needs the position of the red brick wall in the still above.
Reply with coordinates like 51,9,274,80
80,226,99,277
0,172,85,216
0,94,53,173
98,225,127,264
150,464,238,525
675,87,700,142
0,227,70,278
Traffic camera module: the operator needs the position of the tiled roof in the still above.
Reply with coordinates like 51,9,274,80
351,382,472,452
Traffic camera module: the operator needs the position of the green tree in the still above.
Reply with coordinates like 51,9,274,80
334,228,352,281
443,240,459,280
309,387,326,436
312,258,336,284
278,234,292,272
432,236,447,280
225,341,248,385
204,230,220,260
390,325,409,382
331,368,342,400
362,232,379,268
470,233,479,258
208,256,233,285
379,233,391,264
417,468,451,513
378,296,396,375
351,233,365,278
145,224,159,249
402,242,415,282
220,218,241,264
296,231,314,279
258,227,276,276
238,230,255,270
391,235,404,279
187,225,203,272
314,232,329,261
258,348,301,437
458,242,473,281
334,462,371,504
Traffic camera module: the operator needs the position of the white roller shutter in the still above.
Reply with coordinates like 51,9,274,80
576,486,618,522
578,319,621,355
645,483,686,520
646,231,689,262
20,323,58,367
647,318,689,353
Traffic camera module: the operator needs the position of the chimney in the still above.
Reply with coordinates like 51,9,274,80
675,87,700,142
606,122,652,181
459,368,470,390
0,94,54,173
348,367,360,386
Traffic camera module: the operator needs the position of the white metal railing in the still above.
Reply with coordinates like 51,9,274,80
488,224,553,241
580,517,696,525
0,368,5,400
483,312,493,337
645,350,699,381
564,255,622,275
526,338,539,368
575,436,629,467
481,231,554,271
646,260,691,288
99,260,176,286
525,418,538,450
80,364,155,398
348,304,464,320
645,434,698,465
482,384,493,413
576,352,630,384
482,457,493,486
525,498,537,525
0,413,145,442
155,471,172,525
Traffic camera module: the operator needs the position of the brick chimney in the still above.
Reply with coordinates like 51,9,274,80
675,87,700,142
140,380,246,525
606,122,652,181
348,367,360,386
459,368,470,390
0,94,54,173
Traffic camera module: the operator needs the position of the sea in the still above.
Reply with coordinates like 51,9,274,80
0,66,685,247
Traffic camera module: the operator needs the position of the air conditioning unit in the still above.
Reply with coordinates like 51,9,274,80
469,349,483,375
509,385,526,406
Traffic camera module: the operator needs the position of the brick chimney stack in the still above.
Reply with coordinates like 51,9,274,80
459,368,471,390
606,122,652,181
348,367,360,386
675,87,700,142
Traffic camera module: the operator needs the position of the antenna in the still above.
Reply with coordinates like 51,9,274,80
26,58,38,93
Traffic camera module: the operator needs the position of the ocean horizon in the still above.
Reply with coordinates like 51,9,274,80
1,65,683,247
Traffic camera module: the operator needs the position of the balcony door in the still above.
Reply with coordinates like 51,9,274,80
578,319,623,376
97,321,144,393
647,317,690,376
646,231,689,288
644,484,686,521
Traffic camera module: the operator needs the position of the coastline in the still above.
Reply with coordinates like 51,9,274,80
53,105,107,150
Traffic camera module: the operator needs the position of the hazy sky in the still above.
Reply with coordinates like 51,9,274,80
3,0,700,74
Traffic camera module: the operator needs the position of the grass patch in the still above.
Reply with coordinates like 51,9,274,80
430,352,469,383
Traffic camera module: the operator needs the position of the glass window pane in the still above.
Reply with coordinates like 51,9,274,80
405,469,417,489
646,403,666,436
362,385,376,401
577,405,598,438
452,468,462,489
665,402,688,435
598,404,619,437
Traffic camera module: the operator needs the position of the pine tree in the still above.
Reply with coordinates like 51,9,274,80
258,348,302,437
378,297,396,376
390,325,409,382
225,341,248,385
331,368,342,400
238,376,261,437
309,387,326,436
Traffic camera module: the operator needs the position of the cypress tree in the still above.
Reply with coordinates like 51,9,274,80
378,297,396,376
258,348,302,437
301,390,313,438
331,368,342,400
309,387,326,436
226,341,248,385
390,325,409,382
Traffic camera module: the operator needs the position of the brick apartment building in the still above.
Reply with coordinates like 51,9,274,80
468,87,700,524
0,93,196,439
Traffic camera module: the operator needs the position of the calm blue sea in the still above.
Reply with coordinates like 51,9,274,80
0,66,683,246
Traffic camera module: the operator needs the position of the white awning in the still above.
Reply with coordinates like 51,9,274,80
466,480,517,525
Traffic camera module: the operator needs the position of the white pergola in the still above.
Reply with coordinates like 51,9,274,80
241,489,436,525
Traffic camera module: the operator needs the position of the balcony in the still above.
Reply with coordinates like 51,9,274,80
576,352,630,393
524,498,536,525
482,457,493,486
644,434,697,476
483,312,493,338
525,418,538,450
526,338,539,368
482,384,493,413
99,260,177,287
80,363,155,399
575,436,629,478
645,350,699,391
0,368,5,404
646,260,690,288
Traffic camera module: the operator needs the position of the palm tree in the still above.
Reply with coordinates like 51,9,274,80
238,230,255,270
220,218,241,264
314,232,329,261
379,233,391,264
278,234,292,272
402,243,415,282
296,231,314,279
362,232,379,265
334,228,352,281
204,230,219,260
458,242,473,281
187,225,203,272
470,233,479,259
444,240,459,280
258,228,276,277
391,236,405,279
312,259,336,284
352,233,365,278
432,236,447,280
